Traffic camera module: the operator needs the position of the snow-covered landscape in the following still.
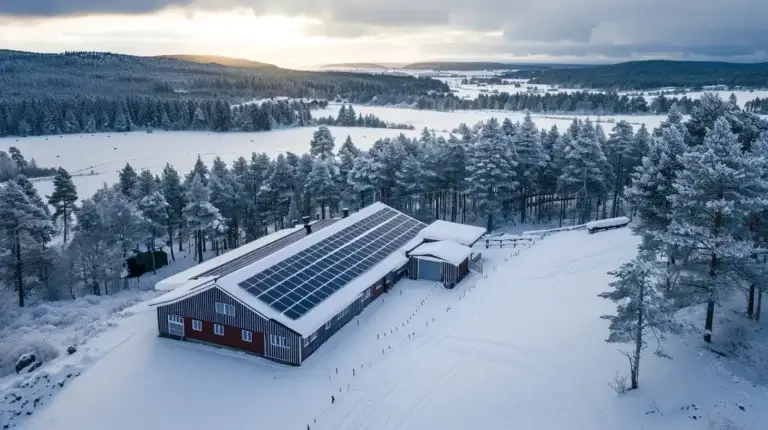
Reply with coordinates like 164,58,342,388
4,13,768,428
7,227,766,430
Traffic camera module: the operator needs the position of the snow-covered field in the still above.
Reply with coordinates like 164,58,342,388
1,106,667,204
0,126,421,203
315,104,667,133
19,228,768,430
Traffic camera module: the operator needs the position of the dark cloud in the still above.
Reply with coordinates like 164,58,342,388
3,0,768,61
0,0,193,16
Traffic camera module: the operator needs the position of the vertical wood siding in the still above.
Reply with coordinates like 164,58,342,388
156,286,302,365
301,279,383,361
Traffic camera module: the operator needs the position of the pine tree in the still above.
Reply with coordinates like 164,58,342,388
558,120,610,222
395,155,423,199
310,126,336,160
185,155,210,186
119,163,138,197
347,152,381,207
8,147,26,173
0,181,55,307
48,167,78,243
514,112,547,189
466,118,519,231
626,126,686,250
183,174,222,263
599,253,678,390
137,191,169,253
604,121,635,217
304,159,338,219
662,118,768,343
135,169,157,200
160,163,184,259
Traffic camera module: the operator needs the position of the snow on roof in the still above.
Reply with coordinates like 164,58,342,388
152,202,425,337
409,241,473,266
155,226,302,291
419,220,486,246
586,216,630,230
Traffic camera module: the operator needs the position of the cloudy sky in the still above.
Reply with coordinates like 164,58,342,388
1,0,766,68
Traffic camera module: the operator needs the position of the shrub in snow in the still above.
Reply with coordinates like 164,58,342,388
607,372,629,395
67,345,77,355
0,334,59,377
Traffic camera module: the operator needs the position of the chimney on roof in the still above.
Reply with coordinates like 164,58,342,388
342,208,349,218
302,216,311,234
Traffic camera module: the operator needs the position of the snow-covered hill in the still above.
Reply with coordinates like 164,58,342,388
19,228,768,430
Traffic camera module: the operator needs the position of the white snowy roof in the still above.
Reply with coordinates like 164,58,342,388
151,202,425,337
418,220,486,246
409,241,473,266
154,226,302,291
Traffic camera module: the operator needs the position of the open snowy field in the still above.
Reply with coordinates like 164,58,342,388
0,126,420,203
21,228,768,430
315,103,667,133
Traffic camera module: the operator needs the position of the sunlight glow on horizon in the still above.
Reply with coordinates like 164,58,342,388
0,9,398,68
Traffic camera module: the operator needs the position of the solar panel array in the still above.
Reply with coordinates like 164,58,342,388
194,219,338,279
237,208,426,320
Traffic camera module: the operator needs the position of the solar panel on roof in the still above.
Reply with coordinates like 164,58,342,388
237,208,426,320
193,218,338,279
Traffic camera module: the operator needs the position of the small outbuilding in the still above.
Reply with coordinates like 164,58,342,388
418,220,487,247
407,240,473,287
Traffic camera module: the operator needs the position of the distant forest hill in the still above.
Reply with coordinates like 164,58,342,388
505,60,768,90
400,61,586,71
319,61,591,72
158,54,277,69
0,50,449,102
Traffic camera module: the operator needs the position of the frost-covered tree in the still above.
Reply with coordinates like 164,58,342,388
137,190,169,252
466,118,519,230
558,120,609,195
260,154,295,228
599,253,678,390
185,155,209,186
604,121,635,217
395,155,423,205
119,163,138,197
626,126,686,251
48,167,78,243
304,159,338,219
662,118,768,343
135,169,157,200
514,112,547,189
310,125,336,160
347,152,381,207
160,163,184,259
0,181,55,307
183,173,222,263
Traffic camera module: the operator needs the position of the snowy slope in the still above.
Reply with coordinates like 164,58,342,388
22,229,768,430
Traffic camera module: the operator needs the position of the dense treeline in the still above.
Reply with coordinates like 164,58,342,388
745,97,768,114
503,60,768,90
316,104,414,130
600,93,768,391
0,97,318,137
382,90,700,115
0,50,449,101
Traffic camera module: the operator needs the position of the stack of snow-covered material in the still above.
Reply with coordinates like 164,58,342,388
586,216,631,234
522,224,587,237
408,241,473,266
418,220,486,246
